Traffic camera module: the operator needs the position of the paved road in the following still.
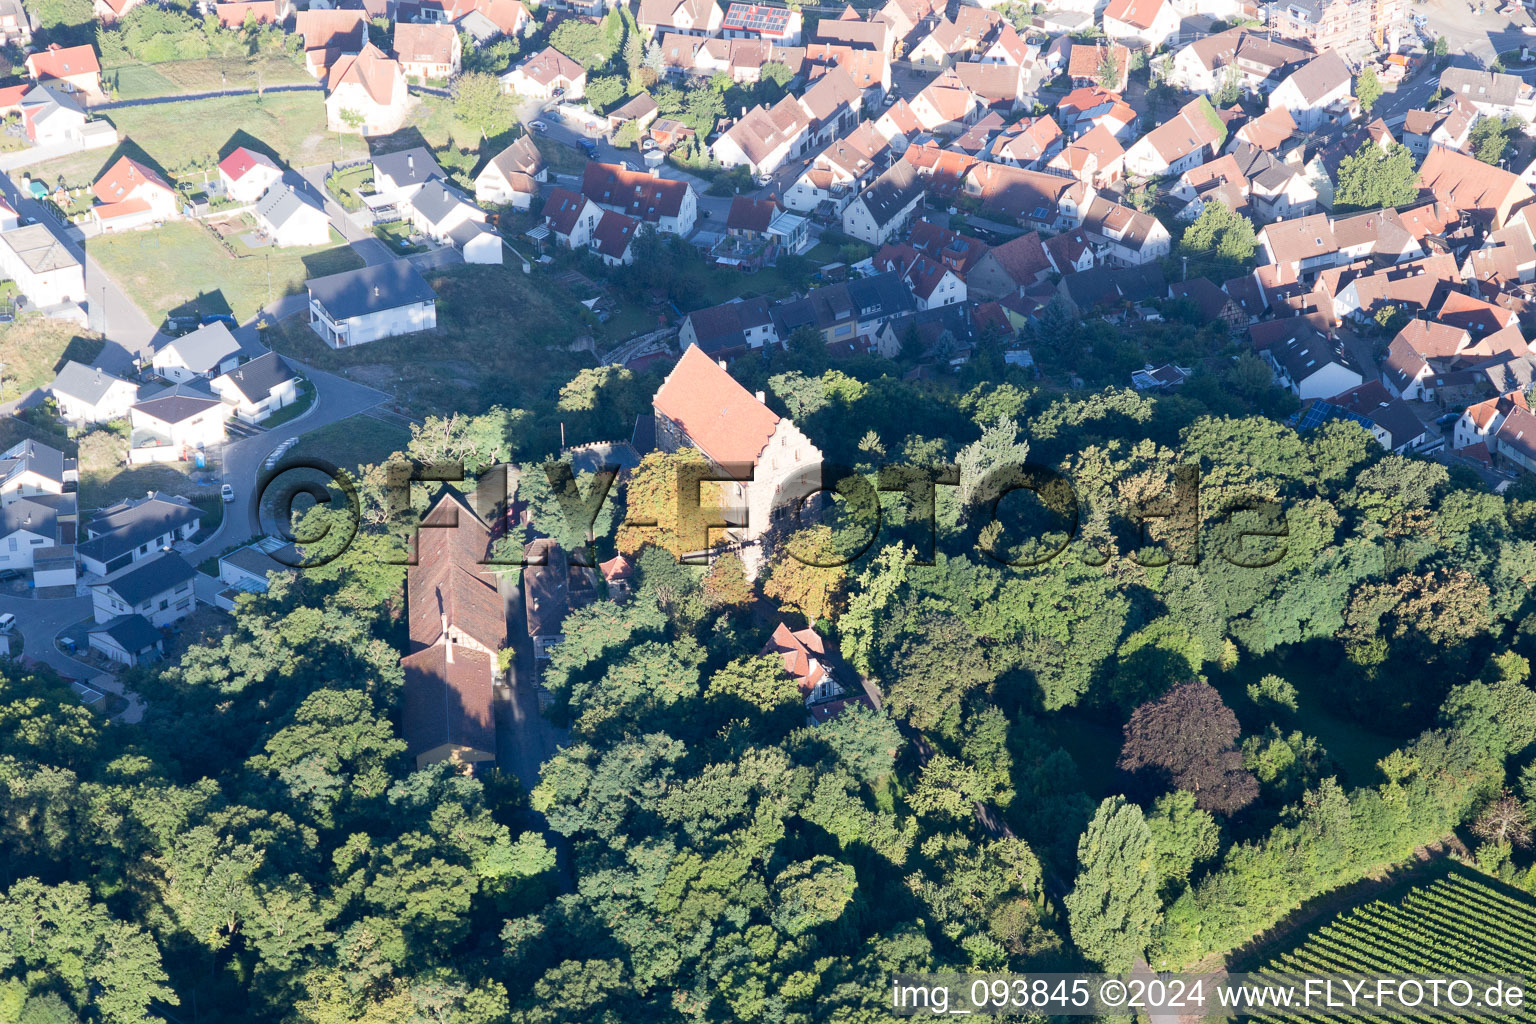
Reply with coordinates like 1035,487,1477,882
0,590,145,721
296,164,398,266
184,362,390,565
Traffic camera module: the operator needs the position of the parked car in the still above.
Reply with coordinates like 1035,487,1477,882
201,313,237,329
221,483,235,503
529,120,548,133
1434,412,1459,426
0,569,20,582
579,138,598,157
0,613,15,633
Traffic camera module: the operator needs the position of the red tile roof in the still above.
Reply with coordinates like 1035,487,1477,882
92,155,171,204
26,44,100,82
762,621,828,693
653,344,780,467
217,146,277,183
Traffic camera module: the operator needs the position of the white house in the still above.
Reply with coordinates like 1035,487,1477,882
1268,51,1353,132
474,136,545,209
307,261,438,348
0,495,67,577
90,551,197,628
1102,0,1179,50
255,184,332,248
500,46,586,100
0,439,74,503
49,360,138,424
842,160,925,245
0,222,83,309
217,147,283,204
129,382,232,458
543,187,603,249
76,492,200,578
87,614,163,667
90,155,180,233
581,162,698,236
151,323,241,382
1123,96,1225,177
1264,327,1362,400
210,352,300,423
325,43,411,135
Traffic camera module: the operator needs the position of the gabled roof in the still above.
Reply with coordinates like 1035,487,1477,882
852,159,924,227
983,230,1050,286
88,614,161,653
508,46,585,86
591,209,637,259
685,296,775,356
373,146,445,189
483,135,544,182
393,22,458,65
582,161,692,222
307,261,437,320
26,44,99,81
132,381,223,424
1067,41,1129,83
727,196,779,234
94,551,195,606
400,643,495,758
543,186,592,235
1135,95,1223,164
762,621,830,693
723,2,795,34
327,43,402,107
1104,0,1166,30
217,146,280,183
156,321,240,372
1237,105,1296,151
51,360,136,405
408,490,504,651
92,155,172,205
213,351,297,404
256,184,328,232
1420,146,1530,222
410,178,477,228
652,344,781,467
1259,213,1337,265
0,438,68,489
1280,49,1350,104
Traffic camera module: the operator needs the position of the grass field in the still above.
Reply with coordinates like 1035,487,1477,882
265,262,596,420
0,317,104,403
104,55,313,100
31,92,368,189
88,221,362,325
1249,869,1536,1020
285,411,411,475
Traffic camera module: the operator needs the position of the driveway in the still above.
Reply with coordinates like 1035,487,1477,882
184,362,390,565
0,591,146,722
295,164,399,267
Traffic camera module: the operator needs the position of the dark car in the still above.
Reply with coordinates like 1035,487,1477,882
578,138,598,157
200,313,238,329
0,569,21,582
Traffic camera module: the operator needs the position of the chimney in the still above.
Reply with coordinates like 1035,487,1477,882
374,285,380,298
441,610,448,638
408,153,415,175
718,359,728,370
755,389,766,402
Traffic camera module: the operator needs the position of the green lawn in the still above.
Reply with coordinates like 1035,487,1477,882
104,55,314,98
535,137,589,176
265,262,597,420
325,165,373,212
285,411,411,475
32,92,369,188
80,463,222,520
102,63,178,101
373,220,428,255
88,221,363,325
0,316,104,403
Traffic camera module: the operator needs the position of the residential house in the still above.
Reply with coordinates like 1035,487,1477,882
372,147,445,206
842,159,925,244
1230,141,1318,221
1267,49,1352,131
1494,404,1536,474
995,116,1065,169
1080,195,1171,265
1402,100,1476,160
1438,67,1536,124
457,0,531,41
1103,0,1179,49
783,121,891,213
1123,95,1225,177
18,86,86,146
908,68,981,135
1233,105,1297,152
1059,87,1139,141
151,322,241,382
25,43,101,96
326,44,410,135
679,296,780,358
90,155,180,233
408,179,502,264
1266,0,1399,55
1456,391,1529,450
0,495,70,582
1045,124,1125,188
255,184,332,247
1261,322,1361,399
210,352,300,423
213,0,291,28
129,382,232,459
1067,42,1130,91
1321,381,1427,453
0,222,84,309
393,22,462,80
1166,28,1313,94
543,187,602,248
307,261,438,347
214,538,293,607
295,10,367,77
401,491,504,768
49,360,138,425
76,492,199,578
762,621,872,723
897,251,967,308
217,147,283,204
588,210,638,266
89,551,197,628
770,271,914,346
652,345,822,545
953,62,1025,112
1055,263,1167,315
637,0,725,38
1419,145,1534,229
1169,277,1245,328
474,136,545,208
812,12,891,57
963,162,1088,231
712,97,810,174
722,2,803,45
87,615,162,667
0,0,30,46
0,439,74,503
581,162,698,235
606,92,659,134
1257,213,1340,278
967,231,1052,298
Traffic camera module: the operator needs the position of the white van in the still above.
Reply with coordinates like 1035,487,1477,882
0,613,15,633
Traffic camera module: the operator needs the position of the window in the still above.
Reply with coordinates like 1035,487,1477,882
5,539,12,552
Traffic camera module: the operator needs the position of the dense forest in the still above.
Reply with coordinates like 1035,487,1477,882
3,326,1535,1022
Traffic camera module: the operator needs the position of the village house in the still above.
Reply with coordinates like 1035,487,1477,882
1059,87,1139,141
1438,67,1536,125
711,97,811,175
1456,391,1529,450
967,231,1053,298
129,382,232,459
217,147,283,204
18,86,88,146
210,352,301,423
213,0,292,29
0,222,84,309
680,296,780,358
770,271,915,346
25,43,102,96
0,439,74,504
1267,50,1353,131
1419,146,1534,229
1123,96,1225,177
75,492,198,578
1046,124,1126,189
783,121,891,213
963,162,1088,231
91,156,180,233
842,159,925,244
393,22,462,80
1068,42,1130,92
408,179,503,264
721,2,803,44
581,162,698,235
326,44,410,135
995,116,1065,169
295,10,367,77
307,261,438,347
638,0,725,38
372,147,445,207
588,210,639,266
87,615,162,667
1401,100,1476,160
49,361,138,425
254,184,332,248
1103,0,1179,50
909,68,982,135
1256,213,1341,279
542,187,603,249
474,136,545,209
0,0,30,46
762,621,874,723
1261,322,1362,400
1081,196,1171,265
90,552,197,628
151,322,241,382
